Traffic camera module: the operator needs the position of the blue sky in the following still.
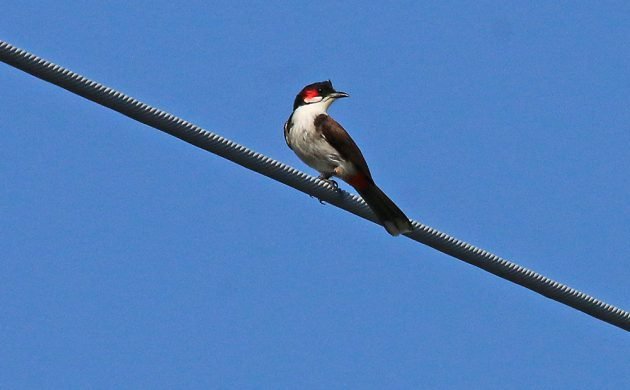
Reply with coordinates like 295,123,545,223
2,1,629,388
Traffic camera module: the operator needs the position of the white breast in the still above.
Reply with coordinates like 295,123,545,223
287,103,355,178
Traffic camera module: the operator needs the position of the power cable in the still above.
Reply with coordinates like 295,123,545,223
1,40,628,331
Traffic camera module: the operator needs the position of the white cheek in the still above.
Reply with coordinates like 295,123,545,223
304,96,323,104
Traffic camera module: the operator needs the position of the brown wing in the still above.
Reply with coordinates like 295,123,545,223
314,114,373,179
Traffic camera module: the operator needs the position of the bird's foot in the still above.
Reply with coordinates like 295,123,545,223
311,175,340,205
318,175,340,191
309,194,327,205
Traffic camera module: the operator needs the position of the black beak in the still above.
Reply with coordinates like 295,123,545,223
330,91,350,99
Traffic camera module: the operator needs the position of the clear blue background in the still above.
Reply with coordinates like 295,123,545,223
2,1,628,388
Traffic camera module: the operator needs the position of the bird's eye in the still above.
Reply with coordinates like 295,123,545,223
317,88,322,93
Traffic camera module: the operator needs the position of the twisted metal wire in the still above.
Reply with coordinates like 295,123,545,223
1,40,628,331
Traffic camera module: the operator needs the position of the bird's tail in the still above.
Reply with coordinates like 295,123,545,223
356,183,413,236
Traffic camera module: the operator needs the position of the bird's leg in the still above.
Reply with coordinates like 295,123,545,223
317,173,339,191
309,173,340,205
309,173,327,204
309,191,327,205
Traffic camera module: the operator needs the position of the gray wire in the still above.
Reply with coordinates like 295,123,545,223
1,39,628,331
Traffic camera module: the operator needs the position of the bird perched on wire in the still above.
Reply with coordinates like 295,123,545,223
284,80,413,236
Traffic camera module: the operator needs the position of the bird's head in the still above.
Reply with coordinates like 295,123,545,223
293,80,349,111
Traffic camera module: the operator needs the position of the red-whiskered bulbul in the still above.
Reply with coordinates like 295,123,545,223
284,80,413,236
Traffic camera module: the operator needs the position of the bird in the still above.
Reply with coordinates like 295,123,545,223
284,80,413,236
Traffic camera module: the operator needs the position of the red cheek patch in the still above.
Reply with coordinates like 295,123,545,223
303,89,319,99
